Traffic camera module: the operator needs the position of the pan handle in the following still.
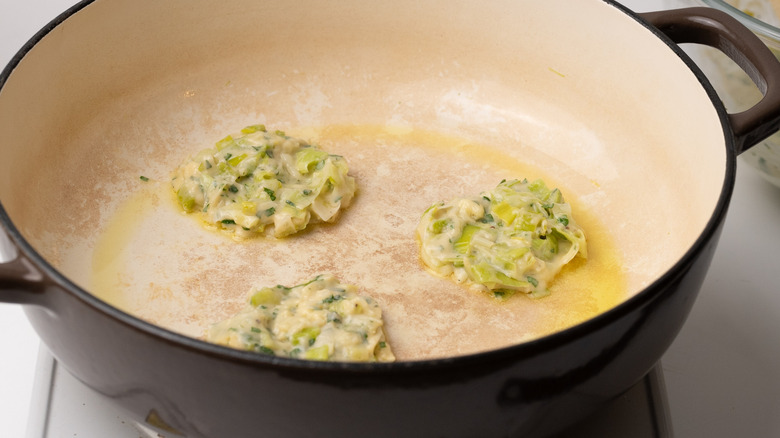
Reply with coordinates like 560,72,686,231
0,225,48,305
639,7,780,155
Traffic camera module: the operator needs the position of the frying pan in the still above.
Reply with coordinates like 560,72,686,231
1,1,779,436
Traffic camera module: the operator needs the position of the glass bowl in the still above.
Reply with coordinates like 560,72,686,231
686,0,780,187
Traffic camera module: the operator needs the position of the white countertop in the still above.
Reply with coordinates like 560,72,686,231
0,3,82,437
3,1,780,437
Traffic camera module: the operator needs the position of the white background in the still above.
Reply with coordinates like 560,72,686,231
2,0,780,437
0,4,85,438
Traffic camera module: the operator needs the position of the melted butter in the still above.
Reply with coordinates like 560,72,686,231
90,124,626,358
91,182,164,310
312,124,626,332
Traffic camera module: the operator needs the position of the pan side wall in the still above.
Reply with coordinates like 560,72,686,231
0,0,727,295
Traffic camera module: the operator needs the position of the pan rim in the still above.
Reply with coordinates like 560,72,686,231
0,0,737,372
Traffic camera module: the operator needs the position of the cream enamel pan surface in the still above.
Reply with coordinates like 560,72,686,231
0,0,726,360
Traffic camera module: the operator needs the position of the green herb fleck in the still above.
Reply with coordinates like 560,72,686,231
263,187,276,201
322,295,344,304
139,176,149,182
258,346,275,355
493,290,509,299
221,219,236,225
292,275,323,289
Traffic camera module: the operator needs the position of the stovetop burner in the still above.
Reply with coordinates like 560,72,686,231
28,346,671,437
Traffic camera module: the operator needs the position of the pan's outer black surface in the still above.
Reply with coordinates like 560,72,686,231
19,230,720,437
2,2,780,437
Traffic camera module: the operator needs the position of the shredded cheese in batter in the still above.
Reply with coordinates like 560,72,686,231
417,179,587,299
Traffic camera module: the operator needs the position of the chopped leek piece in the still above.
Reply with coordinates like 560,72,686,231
292,327,321,346
430,219,450,234
532,233,559,261
250,287,283,307
176,187,196,212
241,124,266,134
295,148,330,174
492,201,516,225
215,135,235,150
227,153,247,167
304,345,330,361
454,224,480,254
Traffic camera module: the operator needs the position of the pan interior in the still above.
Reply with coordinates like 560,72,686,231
0,0,726,360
